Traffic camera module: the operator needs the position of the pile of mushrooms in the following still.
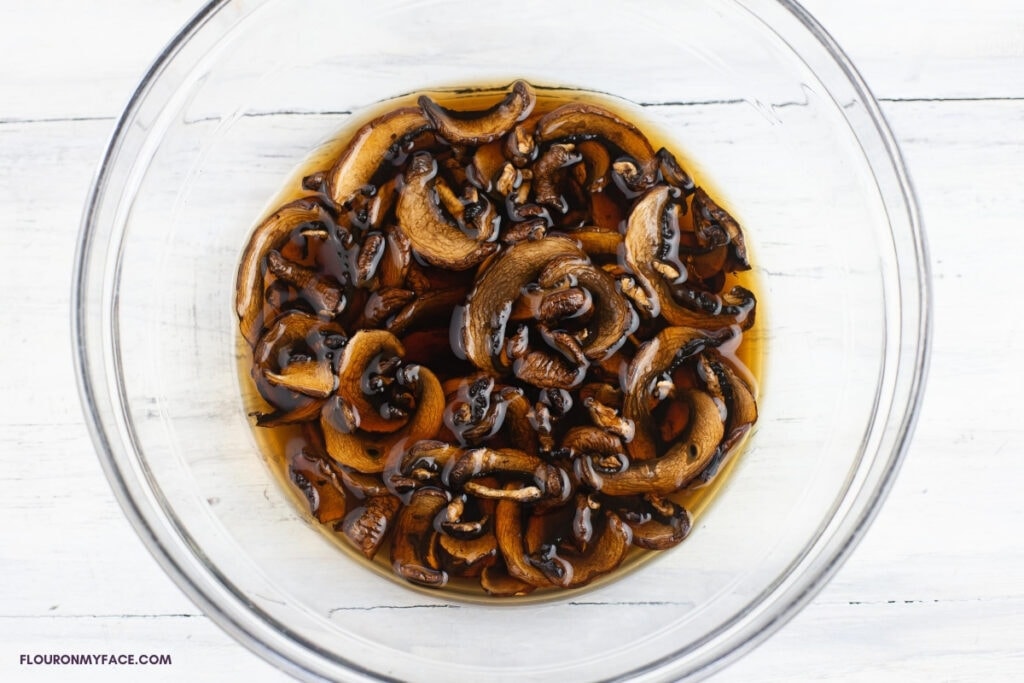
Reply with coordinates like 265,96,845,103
236,80,758,596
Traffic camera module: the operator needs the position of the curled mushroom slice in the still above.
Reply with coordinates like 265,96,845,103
237,198,334,344
265,250,346,319
692,187,749,270
264,360,335,398
288,449,347,525
614,495,692,550
625,186,755,329
456,235,583,373
529,511,633,588
494,492,554,588
419,80,536,146
326,107,433,206
537,254,638,361
446,447,568,503
397,152,499,270
391,488,449,588
481,563,536,597
563,426,628,474
439,531,497,577
339,494,401,559
536,103,658,190
333,330,409,434
532,143,581,212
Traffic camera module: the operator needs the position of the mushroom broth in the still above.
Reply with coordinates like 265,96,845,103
236,81,762,599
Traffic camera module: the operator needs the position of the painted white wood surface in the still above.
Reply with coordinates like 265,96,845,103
1,0,1021,680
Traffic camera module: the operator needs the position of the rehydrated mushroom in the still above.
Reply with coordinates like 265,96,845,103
579,326,729,496
326,107,433,206
288,449,348,524
391,487,449,587
614,495,692,550
322,330,444,473
339,494,401,559
536,102,658,191
397,152,499,270
237,198,335,344
251,311,347,424
624,186,755,329
239,81,762,597
419,80,536,146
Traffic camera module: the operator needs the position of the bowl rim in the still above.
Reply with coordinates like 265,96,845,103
72,0,932,680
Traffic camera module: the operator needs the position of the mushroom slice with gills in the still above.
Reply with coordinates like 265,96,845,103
584,397,635,442
624,186,755,329
531,143,582,212
614,495,692,550
325,107,433,206
528,511,633,588
236,197,334,344
251,311,347,422
512,346,588,391
322,332,445,473
338,494,401,560
396,152,499,270
691,186,750,270
692,351,759,483
443,376,519,447
579,326,730,496
563,426,628,475
392,439,463,491
265,250,345,320
575,140,612,193
446,447,569,504
455,235,584,374
418,80,536,146
494,491,554,588
288,449,348,525
535,102,658,191
537,253,639,361
390,488,449,588
656,147,696,195
385,287,466,337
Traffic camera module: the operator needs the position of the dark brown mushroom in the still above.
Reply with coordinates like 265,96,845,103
447,447,568,503
288,449,347,525
265,250,345,319
390,487,449,587
338,494,401,559
494,492,554,588
578,327,728,496
531,143,582,212
692,187,749,270
237,198,334,344
322,331,444,473
535,102,658,191
396,152,499,270
614,495,692,550
481,562,536,597
624,186,755,329
528,511,633,588
419,80,536,146
326,107,433,206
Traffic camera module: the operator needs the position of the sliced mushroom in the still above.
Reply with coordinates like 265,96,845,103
390,487,449,587
439,531,497,577
419,80,536,146
237,198,334,344
456,235,583,373
536,103,658,190
481,562,536,597
396,152,499,270
529,511,633,588
614,495,692,550
288,449,347,525
323,332,444,473
338,494,401,559
447,447,568,504
494,492,554,588
531,143,581,212
326,107,433,206
692,187,749,270
265,250,346,319
624,186,755,329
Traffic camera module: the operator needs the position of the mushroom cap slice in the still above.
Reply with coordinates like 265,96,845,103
535,102,658,189
396,152,499,270
333,330,407,434
390,488,449,588
326,107,433,206
624,186,755,329
457,235,584,374
494,493,555,588
528,511,633,588
339,494,401,559
236,198,333,344
419,80,536,146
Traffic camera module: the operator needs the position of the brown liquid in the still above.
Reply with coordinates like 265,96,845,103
236,83,765,602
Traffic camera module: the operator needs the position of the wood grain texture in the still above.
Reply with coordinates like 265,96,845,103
1,0,1022,681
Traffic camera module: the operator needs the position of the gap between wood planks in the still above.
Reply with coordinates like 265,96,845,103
1,96,1021,128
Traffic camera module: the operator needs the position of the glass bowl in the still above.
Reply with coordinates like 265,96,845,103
73,0,930,680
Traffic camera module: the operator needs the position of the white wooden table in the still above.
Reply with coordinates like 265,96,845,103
1,1,1021,680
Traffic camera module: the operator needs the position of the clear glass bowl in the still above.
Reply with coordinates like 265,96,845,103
73,0,930,680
